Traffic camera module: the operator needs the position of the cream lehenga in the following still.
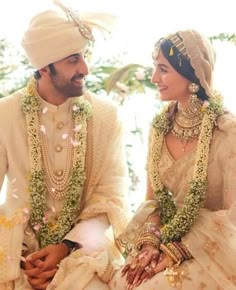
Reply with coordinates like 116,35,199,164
110,30,236,290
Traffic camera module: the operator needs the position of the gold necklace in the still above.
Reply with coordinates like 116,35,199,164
171,97,204,141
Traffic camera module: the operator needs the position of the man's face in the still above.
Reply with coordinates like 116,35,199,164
49,53,89,98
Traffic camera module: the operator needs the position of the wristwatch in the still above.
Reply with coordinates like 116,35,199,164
62,239,82,255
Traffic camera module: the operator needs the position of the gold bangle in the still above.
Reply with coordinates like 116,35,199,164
179,242,192,259
160,243,179,264
135,233,161,251
167,243,185,262
172,242,189,260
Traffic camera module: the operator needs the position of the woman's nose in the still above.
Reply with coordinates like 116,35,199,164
151,69,159,84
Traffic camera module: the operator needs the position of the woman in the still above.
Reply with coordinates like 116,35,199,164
109,29,236,289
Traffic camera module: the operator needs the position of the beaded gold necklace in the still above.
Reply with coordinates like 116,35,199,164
21,78,92,248
171,97,204,141
149,93,223,244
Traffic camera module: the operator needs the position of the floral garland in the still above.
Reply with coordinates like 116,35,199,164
21,78,92,248
149,93,224,244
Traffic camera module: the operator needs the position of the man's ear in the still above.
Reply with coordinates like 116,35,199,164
38,66,50,77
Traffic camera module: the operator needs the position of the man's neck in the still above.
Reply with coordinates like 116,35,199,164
37,80,68,106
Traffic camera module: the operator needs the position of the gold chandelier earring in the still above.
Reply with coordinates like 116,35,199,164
186,82,203,114
188,82,200,104
171,82,204,149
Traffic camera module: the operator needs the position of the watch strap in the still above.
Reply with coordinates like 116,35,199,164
62,239,82,255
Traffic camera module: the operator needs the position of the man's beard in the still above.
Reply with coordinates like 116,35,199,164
49,65,86,98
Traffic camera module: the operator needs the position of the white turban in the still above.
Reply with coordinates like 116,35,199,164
22,3,115,70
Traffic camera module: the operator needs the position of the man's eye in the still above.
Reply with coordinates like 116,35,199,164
68,56,80,63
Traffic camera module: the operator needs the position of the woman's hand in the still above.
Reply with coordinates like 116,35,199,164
121,244,160,290
146,252,174,274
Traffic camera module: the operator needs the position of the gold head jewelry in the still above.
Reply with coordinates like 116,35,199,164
53,0,94,41
152,33,189,65
67,8,95,41
166,33,189,59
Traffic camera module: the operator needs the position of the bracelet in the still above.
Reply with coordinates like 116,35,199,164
178,242,192,259
167,243,185,263
160,243,179,264
135,233,161,251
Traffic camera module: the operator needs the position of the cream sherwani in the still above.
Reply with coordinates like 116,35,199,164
0,88,129,289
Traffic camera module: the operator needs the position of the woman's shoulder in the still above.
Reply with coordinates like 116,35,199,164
216,111,236,133
213,112,236,155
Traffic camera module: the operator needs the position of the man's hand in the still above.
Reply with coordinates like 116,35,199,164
23,243,69,289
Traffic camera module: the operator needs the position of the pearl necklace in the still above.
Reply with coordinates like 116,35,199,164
40,116,74,200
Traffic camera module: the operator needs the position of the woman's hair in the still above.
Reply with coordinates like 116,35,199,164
155,36,209,101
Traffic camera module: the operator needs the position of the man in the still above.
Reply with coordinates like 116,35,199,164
0,4,129,290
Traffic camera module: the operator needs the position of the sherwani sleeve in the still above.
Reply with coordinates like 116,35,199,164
64,101,130,253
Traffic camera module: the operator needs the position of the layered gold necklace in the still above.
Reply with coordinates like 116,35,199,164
171,97,204,142
40,115,74,200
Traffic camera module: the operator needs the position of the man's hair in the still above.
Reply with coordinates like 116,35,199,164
33,63,57,80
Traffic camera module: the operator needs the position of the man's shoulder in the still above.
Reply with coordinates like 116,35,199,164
0,88,25,120
85,91,119,120
86,91,117,109
0,88,24,108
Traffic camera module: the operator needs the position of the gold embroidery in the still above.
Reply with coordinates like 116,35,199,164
199,282,207,289
203,238,219,256
164,263,191,288
213,218,225,233
99,261,115,284
0,247,5,264
0,209,25,228
228,275,236,285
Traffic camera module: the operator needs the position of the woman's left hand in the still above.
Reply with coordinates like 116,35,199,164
123,252,174,289
121,244,160,290
143,252,174,278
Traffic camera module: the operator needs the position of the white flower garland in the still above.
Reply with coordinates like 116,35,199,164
149,93,224,243
21,78,92,248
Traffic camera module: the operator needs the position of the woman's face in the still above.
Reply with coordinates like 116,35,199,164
151,50,190,105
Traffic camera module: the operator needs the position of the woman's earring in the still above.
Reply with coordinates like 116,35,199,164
188,82,199,94
188,83,200,103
